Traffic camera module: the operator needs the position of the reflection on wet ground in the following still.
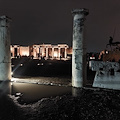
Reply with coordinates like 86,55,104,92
0,81,72,104
0,74,93,104
11,82,72,104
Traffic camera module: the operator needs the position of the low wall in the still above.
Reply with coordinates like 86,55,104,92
89,61,120,90
93,71,120,90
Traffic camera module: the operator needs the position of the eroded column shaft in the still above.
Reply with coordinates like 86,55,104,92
72,9,89,87
0,16,11,81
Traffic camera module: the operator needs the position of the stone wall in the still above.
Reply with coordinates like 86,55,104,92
89,61,120,90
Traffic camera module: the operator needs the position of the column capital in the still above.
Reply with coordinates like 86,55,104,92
72,8,89,16
0,15,11,21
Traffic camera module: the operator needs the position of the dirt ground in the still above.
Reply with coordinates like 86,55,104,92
0,87,120,120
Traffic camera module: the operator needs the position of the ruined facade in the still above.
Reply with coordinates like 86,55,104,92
11,45,29,58
11,44,72,60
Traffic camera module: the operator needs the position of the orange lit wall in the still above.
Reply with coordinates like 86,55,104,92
19,47,29,56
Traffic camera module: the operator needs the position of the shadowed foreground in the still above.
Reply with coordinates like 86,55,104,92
0,88,120,120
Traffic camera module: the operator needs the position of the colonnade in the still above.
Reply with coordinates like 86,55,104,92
32,44,68,59
10,44,69,59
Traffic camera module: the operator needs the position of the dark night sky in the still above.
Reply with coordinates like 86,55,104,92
0,0,120,52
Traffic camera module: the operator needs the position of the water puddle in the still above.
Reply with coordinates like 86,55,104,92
11,82,72,104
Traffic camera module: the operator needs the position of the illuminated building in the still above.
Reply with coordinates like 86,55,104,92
11,45,29,58
11,44,71,60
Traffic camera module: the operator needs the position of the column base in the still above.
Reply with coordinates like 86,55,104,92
72,79,83,88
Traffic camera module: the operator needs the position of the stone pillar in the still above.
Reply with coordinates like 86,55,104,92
52,47,54,58
12,47,15,57
46,47,48,58
58,47,61,58
72,9,89,87
42,47,45,57
0,16,11,81
18,47,20,56
65,47,67,58
40,47,42,57
34,48,37,58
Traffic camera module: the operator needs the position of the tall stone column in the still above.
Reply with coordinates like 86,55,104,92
0,16,11,81
72,9,89,87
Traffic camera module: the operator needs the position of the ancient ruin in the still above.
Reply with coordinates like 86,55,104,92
72,8,89,87
0,16,11,81
10,44,71,60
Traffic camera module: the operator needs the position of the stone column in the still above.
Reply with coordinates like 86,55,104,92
18,47,20,56
46,47,48,58
58,47,61,58
40,47,42,57
72,9,89,87
42,47,45,57
52,47,54,58
34,48,37,58
12,46,15,57
0,16,11,81
65,47,67,58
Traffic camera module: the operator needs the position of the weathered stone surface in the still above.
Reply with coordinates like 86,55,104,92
72,9,89,87
93,71,120,90
0,16,11,81
89,61,120,72
89,61,120,90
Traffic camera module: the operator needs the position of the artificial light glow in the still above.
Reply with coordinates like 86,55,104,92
41,63,44,65
37,63,40,66
54,52,58,57
11,72,13,75
22,52,29,56
16,93,22,96
11,64,14,67
106,51,108,54
11,78,17,82
90,57,95,60
20,63,23,66
10,47,13,51
37,63,43,66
